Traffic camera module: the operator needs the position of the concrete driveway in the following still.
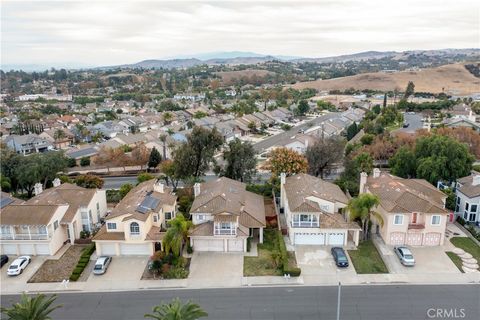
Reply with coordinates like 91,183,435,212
188,252,243,288
295,246,357,281
377,243,461,275
0,255,47,294
86,256,149,290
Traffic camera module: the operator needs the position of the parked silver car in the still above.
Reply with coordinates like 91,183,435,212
7,256,31,276
93,256,112,275
394,246,415,266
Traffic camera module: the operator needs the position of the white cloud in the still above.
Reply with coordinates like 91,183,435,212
1,0,479,67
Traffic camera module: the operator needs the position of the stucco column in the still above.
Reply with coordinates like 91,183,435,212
115,243,120,256
355,230,360,247
244,238,247,252
96,243,102,256
68,223,75,244
259,228,264,244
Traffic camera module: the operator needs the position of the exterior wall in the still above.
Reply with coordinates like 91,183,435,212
455,191,480,223
192,213,214,225
304,196,336,213
69,189,108,239
125,217,151,242
289,227,348,246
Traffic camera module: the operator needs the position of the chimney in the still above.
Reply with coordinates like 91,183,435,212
359,172,368,194
153,180,164,193
194,183,201,197
472,175,480,186
280,172,286,186
34,183,43,196
373,168,381,179
52,178,61,187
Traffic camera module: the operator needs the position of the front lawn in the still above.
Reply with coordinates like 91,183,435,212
348,240,388,274
450,237,480,263
244,229,297,276
445,252,464,273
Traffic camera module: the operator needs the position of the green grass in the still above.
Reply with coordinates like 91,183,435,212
445,252,464,273
450,237,480,262
243,229,283,277
348,240,388,274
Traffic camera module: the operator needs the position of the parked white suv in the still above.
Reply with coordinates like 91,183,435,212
7,256,31,276
93,256,112,275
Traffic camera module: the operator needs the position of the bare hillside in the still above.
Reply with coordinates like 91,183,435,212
216,69,274,86
291,64,480,95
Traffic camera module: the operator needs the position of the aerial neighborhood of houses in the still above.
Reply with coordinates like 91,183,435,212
1,53,480,294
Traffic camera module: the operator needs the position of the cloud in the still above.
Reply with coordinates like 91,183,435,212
1,0,479,67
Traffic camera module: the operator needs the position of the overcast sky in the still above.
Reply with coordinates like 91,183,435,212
1,0,479,68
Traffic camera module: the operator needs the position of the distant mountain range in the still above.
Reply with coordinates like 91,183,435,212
3,49,478,71
97,48,479,70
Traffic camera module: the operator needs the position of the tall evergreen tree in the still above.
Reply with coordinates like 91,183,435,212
148,147,162,169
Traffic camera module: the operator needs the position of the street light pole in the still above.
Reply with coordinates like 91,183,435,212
336,281,341,320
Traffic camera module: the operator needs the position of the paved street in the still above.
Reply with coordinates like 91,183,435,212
1,285,478,320
253,113,338,152
102,176,138,189
394,112,424,134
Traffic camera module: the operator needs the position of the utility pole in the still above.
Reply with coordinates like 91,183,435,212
336,281,341,320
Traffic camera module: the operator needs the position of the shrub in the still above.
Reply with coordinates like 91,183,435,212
247,237,252,252
187,245,193,254
161,263,171,274
284,267,302,277
164,266,189,279
151,250,165,261
69,273,80,281
456,216,466,226
70,244,96,281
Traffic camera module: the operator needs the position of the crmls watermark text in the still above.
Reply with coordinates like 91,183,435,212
427,308,466,319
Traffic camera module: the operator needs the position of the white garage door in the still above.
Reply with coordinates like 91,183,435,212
228,239,244,252
390,232,406,245
328,233,345,246
35,244,51,255
194,239,224,252
1,244,17,255
294,233,326,245
406,233,423,246
19,244,35,255
423,233,441,246
120,243,152,255
99,243,117,256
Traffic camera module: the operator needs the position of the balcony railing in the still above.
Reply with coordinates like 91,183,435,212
214,229,236,235
408,223,425,230
291,221,320,228
0,233,49,240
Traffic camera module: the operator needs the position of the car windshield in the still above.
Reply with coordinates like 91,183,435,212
8,265,18,269
404,254,414,259
337,255,347,262
94,264,103,270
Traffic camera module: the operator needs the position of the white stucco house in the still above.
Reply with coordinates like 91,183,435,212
280,173,361,246
454,172,480,224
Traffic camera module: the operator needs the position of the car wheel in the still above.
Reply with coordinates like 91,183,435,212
19,269,23,274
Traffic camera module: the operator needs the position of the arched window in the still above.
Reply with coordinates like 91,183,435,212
130,222,140,235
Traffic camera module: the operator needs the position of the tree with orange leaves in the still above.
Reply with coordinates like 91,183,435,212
263,147,308,178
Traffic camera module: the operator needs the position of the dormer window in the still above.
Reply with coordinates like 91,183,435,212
130,222,140,235
107,222,117,230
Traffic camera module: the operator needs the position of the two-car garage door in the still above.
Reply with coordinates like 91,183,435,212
192,239,244,252
97,243,152,256
294,232,345,245
390,232,441,246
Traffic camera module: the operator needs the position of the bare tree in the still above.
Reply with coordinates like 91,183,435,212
305,136,346,179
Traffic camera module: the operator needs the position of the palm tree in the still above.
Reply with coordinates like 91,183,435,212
162,215,193,257
347,193,383,240
159,134,168,160
145,298,207,320
54,129,66,141
1,293,62,320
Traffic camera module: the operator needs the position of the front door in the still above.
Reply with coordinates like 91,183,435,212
412,212,417,224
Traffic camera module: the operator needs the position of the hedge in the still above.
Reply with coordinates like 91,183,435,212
69,244,96,281
276,230,301,277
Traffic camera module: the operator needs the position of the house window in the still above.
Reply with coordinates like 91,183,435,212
107,223,117,230
393,215,403,225
220,222,231,229
197,214,205,221
153,215,158,222
431,215,441,225
130,222,140,235
465,203,469,211
165,212,172,220
320,204,329,211
468,213,477,222
39,226,47,234
464,211,468,219
96,202,100,210
471,204,478,213
53,220,59,230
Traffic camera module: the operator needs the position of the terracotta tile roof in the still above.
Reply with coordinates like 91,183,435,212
321,213,361,230
25,183,97,223
190,177,266,228
284,173,349,212
1,204,63,225
92,225,125,241
145,226,166,241
456,172,480,198
366,172,448,214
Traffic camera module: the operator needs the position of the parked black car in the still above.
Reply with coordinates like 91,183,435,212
1,255,9,268
331,247,349,267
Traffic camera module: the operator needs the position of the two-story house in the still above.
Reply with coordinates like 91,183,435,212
93,179,177,256
189,177,266,252
280,173,361,246
0,179,107,256
360,169,449,246
454,172,480,224
4,134,53,155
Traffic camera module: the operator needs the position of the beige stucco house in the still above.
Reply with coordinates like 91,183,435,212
93,179,177,256
0,179,107,256
280,173,361,246
189,177,266,252
360,169,449,246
